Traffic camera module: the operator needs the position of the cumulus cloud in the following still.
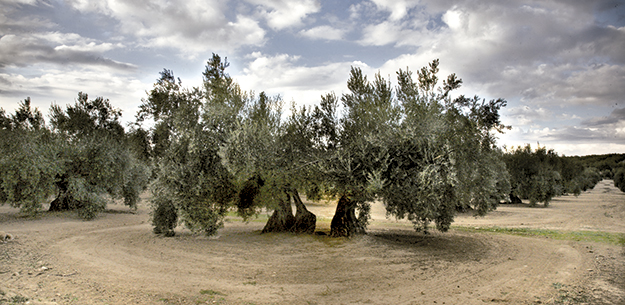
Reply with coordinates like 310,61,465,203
299,25,346,40
246,0,320,30
369,0,420,21
236,52,369,105
65,0,266,57
359,21,403,46
582,107,625,127
2,0,623,156
361,1,624,104
482,62,625,108
498,124,625,156
502,106,553,126
1,2,135,71
2,0,40,5
0,67,148,121
353,1,433,48
498,106,625,155
0,3,54,33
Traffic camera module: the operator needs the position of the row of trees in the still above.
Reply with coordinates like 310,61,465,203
0,54,610,237
503,144,602,207
614,167,625,192
571,153,624,192
0,95,150,219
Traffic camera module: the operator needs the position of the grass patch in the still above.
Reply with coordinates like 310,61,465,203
454,226,625,245
199,289,225,296
551,282,589,304
0,295,29,304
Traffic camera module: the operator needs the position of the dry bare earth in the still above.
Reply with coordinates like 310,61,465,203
1,180,624,305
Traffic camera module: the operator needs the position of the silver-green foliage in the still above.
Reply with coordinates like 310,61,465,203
0,100,59,215
377,60,510,232
219,92,286,219
143,55,241,236
0,129,58,214
0,96,149,218
504,144,565,207
308,60,509,234
54,136,149,218
143,56,512,236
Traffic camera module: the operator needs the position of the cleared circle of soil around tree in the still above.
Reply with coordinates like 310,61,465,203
1,180,624,304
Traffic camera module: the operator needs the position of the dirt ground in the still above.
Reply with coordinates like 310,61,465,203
1,180,624,305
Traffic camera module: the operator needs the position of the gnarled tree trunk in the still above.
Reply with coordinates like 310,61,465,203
509,193,522,204
49,175,81,211
291,189,316,234
262,193,296,233
261,188,317,234
49,192,78,211
330,194,366,237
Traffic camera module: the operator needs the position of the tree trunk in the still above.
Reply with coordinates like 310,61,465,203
330,194,366,237
262,193,296,233
49,191,81,211
291,189,316,234
509,193,522,204
49,176,82,212
48,175,81,212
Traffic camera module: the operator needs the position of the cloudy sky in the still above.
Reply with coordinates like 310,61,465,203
1,0,624,156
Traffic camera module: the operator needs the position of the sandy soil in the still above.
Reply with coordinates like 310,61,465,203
1,180,623,305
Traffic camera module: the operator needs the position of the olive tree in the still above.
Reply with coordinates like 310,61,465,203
47,93,150,218
503,144,562,207
220,92,318,234
310,60,510,235
0,99,56,215
145,54,321,236
142,55,240,236
378,61,509,233
0,95,149,219
143,56,511,237
317,69,401,237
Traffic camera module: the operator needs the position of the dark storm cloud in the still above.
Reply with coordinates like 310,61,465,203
1,1,135,71
527,107,625,146
0,33,135,70
582,107,625,127
548,126,605,142
366,1,625,109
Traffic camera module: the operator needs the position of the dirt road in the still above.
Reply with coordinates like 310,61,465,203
1,180,623,304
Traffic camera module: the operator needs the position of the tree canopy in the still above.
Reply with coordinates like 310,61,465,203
313,60,511,234
142,56,514,237
0,94,149,219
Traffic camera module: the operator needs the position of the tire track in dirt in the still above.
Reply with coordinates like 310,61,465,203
353,229,584,305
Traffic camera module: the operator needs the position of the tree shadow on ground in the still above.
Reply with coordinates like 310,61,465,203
368,229,493,262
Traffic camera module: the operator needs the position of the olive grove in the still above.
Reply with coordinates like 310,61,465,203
1,54,613,234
